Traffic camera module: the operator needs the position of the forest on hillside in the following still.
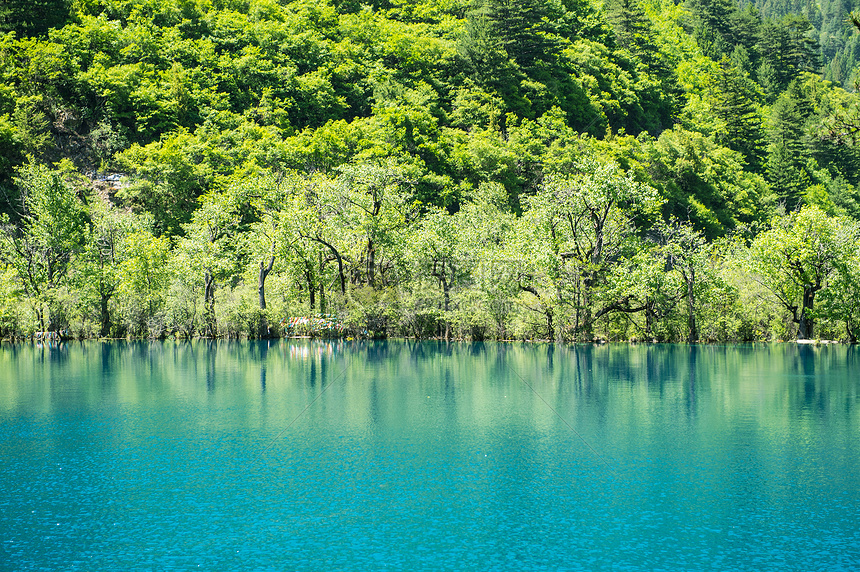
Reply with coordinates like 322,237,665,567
2,0,860,342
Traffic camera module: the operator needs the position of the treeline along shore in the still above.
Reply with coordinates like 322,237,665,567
3,0,860,342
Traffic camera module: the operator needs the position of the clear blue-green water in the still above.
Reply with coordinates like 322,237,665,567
1,341,858,570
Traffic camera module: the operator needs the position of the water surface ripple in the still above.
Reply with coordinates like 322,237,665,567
0,341,858,570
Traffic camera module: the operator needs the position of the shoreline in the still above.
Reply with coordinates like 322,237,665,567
3,336,853,346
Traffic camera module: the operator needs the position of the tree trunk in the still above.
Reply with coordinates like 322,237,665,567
100,293,111,338
645,298,656,340
441,274,450,341
35,306,46,334
203,268,216,338
258,255,274,338
797,284,816,340
306,236,346,294
306,265,316,311
318,251,326,315
686,271,698,343
521,284,554,340
546,307,554,341
580,287,593,341
682,267,699,344
434,262,452,341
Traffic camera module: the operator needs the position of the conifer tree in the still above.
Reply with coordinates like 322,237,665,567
712,58,766,171
766,86,812,209
685,0,737,58
757,15,820,97
728,5,762,53
486,0,559,72
605,0,652,51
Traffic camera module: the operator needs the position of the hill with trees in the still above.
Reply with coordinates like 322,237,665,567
2,0,860,342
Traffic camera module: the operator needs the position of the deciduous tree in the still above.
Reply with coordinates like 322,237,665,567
748,205,854,339
0,163,85,332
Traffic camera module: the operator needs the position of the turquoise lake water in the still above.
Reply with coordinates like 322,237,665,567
0,340,858,570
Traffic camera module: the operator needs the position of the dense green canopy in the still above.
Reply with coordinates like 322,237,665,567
2,0,860,342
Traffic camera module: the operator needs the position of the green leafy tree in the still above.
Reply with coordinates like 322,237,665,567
605,0,678,93
280,173,351,315
600,244,684,340
174,189,243,337
457,0,565,118
116,130,219,236
748,205,854,339
459,181,517,339
516,158,661,340
661,219,721,342
76,199,138,337
646,127,772,238
817,240,860,342
116,226,171,337
332,161,417,288
244,170,333,335
486,0,559,73
407,206,477,339
605,0,652,51
0,264,21,337
0,0,71,36
0,163,85,332
245,173,283,336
